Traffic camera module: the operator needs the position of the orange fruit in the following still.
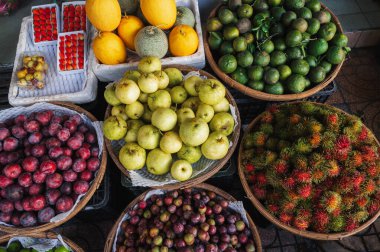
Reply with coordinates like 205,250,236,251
93,32,127,65
117,15,144,50
169,25,199,56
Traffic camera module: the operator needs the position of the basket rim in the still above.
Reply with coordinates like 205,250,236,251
237,101,380,240
0,231,84,252
204,3,345,102
104,65,241,190
0,102,107,235
104,183,263,252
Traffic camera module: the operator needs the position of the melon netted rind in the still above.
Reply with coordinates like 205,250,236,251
174,6,196,27
134,26,169,59
118,0,139,14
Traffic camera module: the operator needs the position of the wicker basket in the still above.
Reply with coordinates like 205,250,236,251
0,102,107,235
204,3,344,101
0,231,84,252
104,183,262,252
104,65,241,190
237,102,380,240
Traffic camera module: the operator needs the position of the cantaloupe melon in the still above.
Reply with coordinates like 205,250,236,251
174,6,195,27
134,26,168,58
118,0,139,14
86,0,122,32
140,0,176,30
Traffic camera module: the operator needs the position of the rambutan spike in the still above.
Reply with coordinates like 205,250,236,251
321,191,342,213
294,137,313,154
329,216,345,232
297,184,312,199
362,179,376,196
313,209,329,227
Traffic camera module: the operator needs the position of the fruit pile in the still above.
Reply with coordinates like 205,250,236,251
103,56,235,182
206,0,350,95
16,54,48,89
0,240,70,252
241,102,380,233
0,110,101,227
62,3,87,32
32,5,58,43
58,32,85,72
115,188,256,251
88,0,199,65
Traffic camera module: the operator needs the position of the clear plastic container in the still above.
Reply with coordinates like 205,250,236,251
57,31,86,75
31,3,60,45
61,1,88,33
15,51,48,89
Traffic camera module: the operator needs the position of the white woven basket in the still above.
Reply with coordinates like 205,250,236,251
88,0,205,82
8,16,98,107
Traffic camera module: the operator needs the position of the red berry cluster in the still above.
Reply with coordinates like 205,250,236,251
0,110,101,227
58,33,85,72
32,7,58,43
62,4,86,32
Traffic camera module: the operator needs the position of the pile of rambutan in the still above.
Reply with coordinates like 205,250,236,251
241,102,380,233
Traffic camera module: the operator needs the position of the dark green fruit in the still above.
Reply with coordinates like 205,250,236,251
307,38,328,56
237,51,254,67
271,7,286,21
297,7,312,19
282,11,297,27
285,0,305,10
264,68,280,84
273,37,286,50
247,80,265,91
326,46,346,64
231,67,249,84
285,30,303,47
265,82,284,94
248,65,264,80
290,59,310,75
278,65,292,80
253,0,269,12
218,54,238,73
223,26,240,40
233,36,248,52
236,18,252,33
220,41,234,54
304,55,317,68
206,17,223,32
302,32,311,43
304,78,311,88
261,40,275,53
331,33,348,47
253,51,270,66
292,18,308,33
287,74,306,93
243,0,254,3
208,32,223,50
307,0,321,12
286,47,303,60
318,22,337,41
268,0,282,6
270,23,285,36
218,8,235,25
319,60,332,73
306,18,320,35
7,241,22,252
228,0,242,10
237,4,253,18
313,10,331,24
270,50,287,66
309,66,326,83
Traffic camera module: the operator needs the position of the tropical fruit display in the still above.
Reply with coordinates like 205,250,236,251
16,54,48,89
103,57,236,182
0,240,70,252
206,0,350,95
240,102,380,233
87,0,200,64
112,187,258,252
0,108,101,227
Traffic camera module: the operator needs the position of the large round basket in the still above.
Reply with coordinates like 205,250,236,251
0,231,84,251
0,102,107,235
104,65,241,190
204,3,344,101
104,183,262,251
237,102,380,240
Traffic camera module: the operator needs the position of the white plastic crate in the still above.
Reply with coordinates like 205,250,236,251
88,0,205,82
57,31,87,75
31,4,60,46
8,16,98,107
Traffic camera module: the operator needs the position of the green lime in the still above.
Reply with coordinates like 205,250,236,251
208,32,223,50
223,26,240,41
285,0,305,10
248,80,265,91
253,51,270,66
282,11,297,27
304,78,311,88
261,40,275,53
307,38,328,56
218,8,235,25
278,65,292,80
54,246,70,252
268,0,283,6
286,47,303,60
237,4,253,18
244,33,255,44
306,0,321,12
231,67,249,84
304,55,317,68
253,0,269,12
265,83,284,94
318,22,337,41
290,59,310,75
319,60,332,73
297,7,312,19
206,17,223,32
270,23,285,36
285,30,303,47
287,74,306,93
309,66,326,83
302,32,311,43
292,18,308,33
228,0,242,10
273,37,286,51
220,41,234,55
233,36,248,52
313,10,331,24
264,68,280,84
218,54,238,73
306,18,320,35
248,65,264,80
237,51,254,67
7,242,22,252
270,51,287,66
326,46,346,64
271,7,286,21
331,33,348,47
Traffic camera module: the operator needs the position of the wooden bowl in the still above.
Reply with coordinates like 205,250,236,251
0,102,107,235
0,231,84,251
104,183,262,252
104,65,241,190
204,3,344,101
237,102,380,240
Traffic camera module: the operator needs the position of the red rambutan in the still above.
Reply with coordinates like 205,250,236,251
367,201,380,216
331,208,341,217
261,111,274,124
309,133,321,148
251,185,266,200
283,177,296,189
279,212,293,225
335,135,351,156
267,203,280,214
281,201,296,213
313,209,329,227
245,163,255,173
321,191,342,213
336,176,353,194
289,114,301,124
351,151,363,168
273,160,288,174
362,179,376,196
356,196,369,209
366,164,378,177
326,113,339,126
352,172,365,190
297,184,312,199
361,146,377,162
326,160,340,177
255,172,267,186
312,169,326,184
293,170,312,183
345,217,359,232
268,105,279,114
358,127,368,142
293,217,310,230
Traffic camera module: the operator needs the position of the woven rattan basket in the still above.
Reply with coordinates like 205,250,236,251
204,3,345,101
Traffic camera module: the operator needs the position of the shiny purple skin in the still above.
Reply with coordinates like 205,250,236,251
173,222,184,234
0,128,10,141
38,207,55,223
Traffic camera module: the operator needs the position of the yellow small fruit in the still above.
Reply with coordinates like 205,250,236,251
93,32,127,65
117,15,144,50
169,25,199,57
17,69,28,79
